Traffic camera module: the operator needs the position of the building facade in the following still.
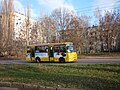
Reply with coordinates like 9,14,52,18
13,12,35,40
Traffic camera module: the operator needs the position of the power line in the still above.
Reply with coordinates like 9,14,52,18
76,3,120,12
76,5,120,15
75,0,120,11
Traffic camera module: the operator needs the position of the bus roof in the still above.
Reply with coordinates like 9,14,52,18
28,42,73,47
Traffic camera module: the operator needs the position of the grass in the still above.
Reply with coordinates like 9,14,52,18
0,64,120,90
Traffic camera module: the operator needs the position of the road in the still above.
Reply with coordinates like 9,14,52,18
75,58,120,64
0,58,120,64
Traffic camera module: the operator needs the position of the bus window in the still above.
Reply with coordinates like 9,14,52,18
35,46,48,52
59,44,66,53
54,46,59,52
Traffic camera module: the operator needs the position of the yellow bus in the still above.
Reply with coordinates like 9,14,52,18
26,42,77,63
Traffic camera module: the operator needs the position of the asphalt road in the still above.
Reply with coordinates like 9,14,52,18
75,58,120,64
0,58,120,64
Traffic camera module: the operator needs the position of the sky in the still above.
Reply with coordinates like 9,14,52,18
1,0,120,25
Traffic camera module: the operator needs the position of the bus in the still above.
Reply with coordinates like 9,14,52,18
26,42,77,63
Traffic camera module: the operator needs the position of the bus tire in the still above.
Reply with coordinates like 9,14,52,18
59,57,65,63
36,57,41,63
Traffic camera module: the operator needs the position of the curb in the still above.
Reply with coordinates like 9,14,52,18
0,82,81,90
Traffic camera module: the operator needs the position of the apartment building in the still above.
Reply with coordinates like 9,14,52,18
13,12,35,40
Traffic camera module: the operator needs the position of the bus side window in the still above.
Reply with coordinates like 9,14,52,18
42,46,48,52
54,46,60,55
54,47,59,52
35,46,40,52
60,45,66,53
46,48,48,52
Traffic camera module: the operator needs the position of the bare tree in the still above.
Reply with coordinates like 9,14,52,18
0,0,14,56
51,7,90,53
14,0,32,57
25,0,31,46
95,9,120,52
110,10,120,51
0,13,2,55
50,7,75,42
51,7,74,31
39,14,57,43
30,21,39,44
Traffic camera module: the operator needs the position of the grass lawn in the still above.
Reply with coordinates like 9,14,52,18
0,64,120,90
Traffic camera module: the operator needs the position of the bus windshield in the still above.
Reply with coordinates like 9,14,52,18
66,44,74,52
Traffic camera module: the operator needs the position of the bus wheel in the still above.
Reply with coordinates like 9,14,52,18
36,57,40,63
59,57,65,63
